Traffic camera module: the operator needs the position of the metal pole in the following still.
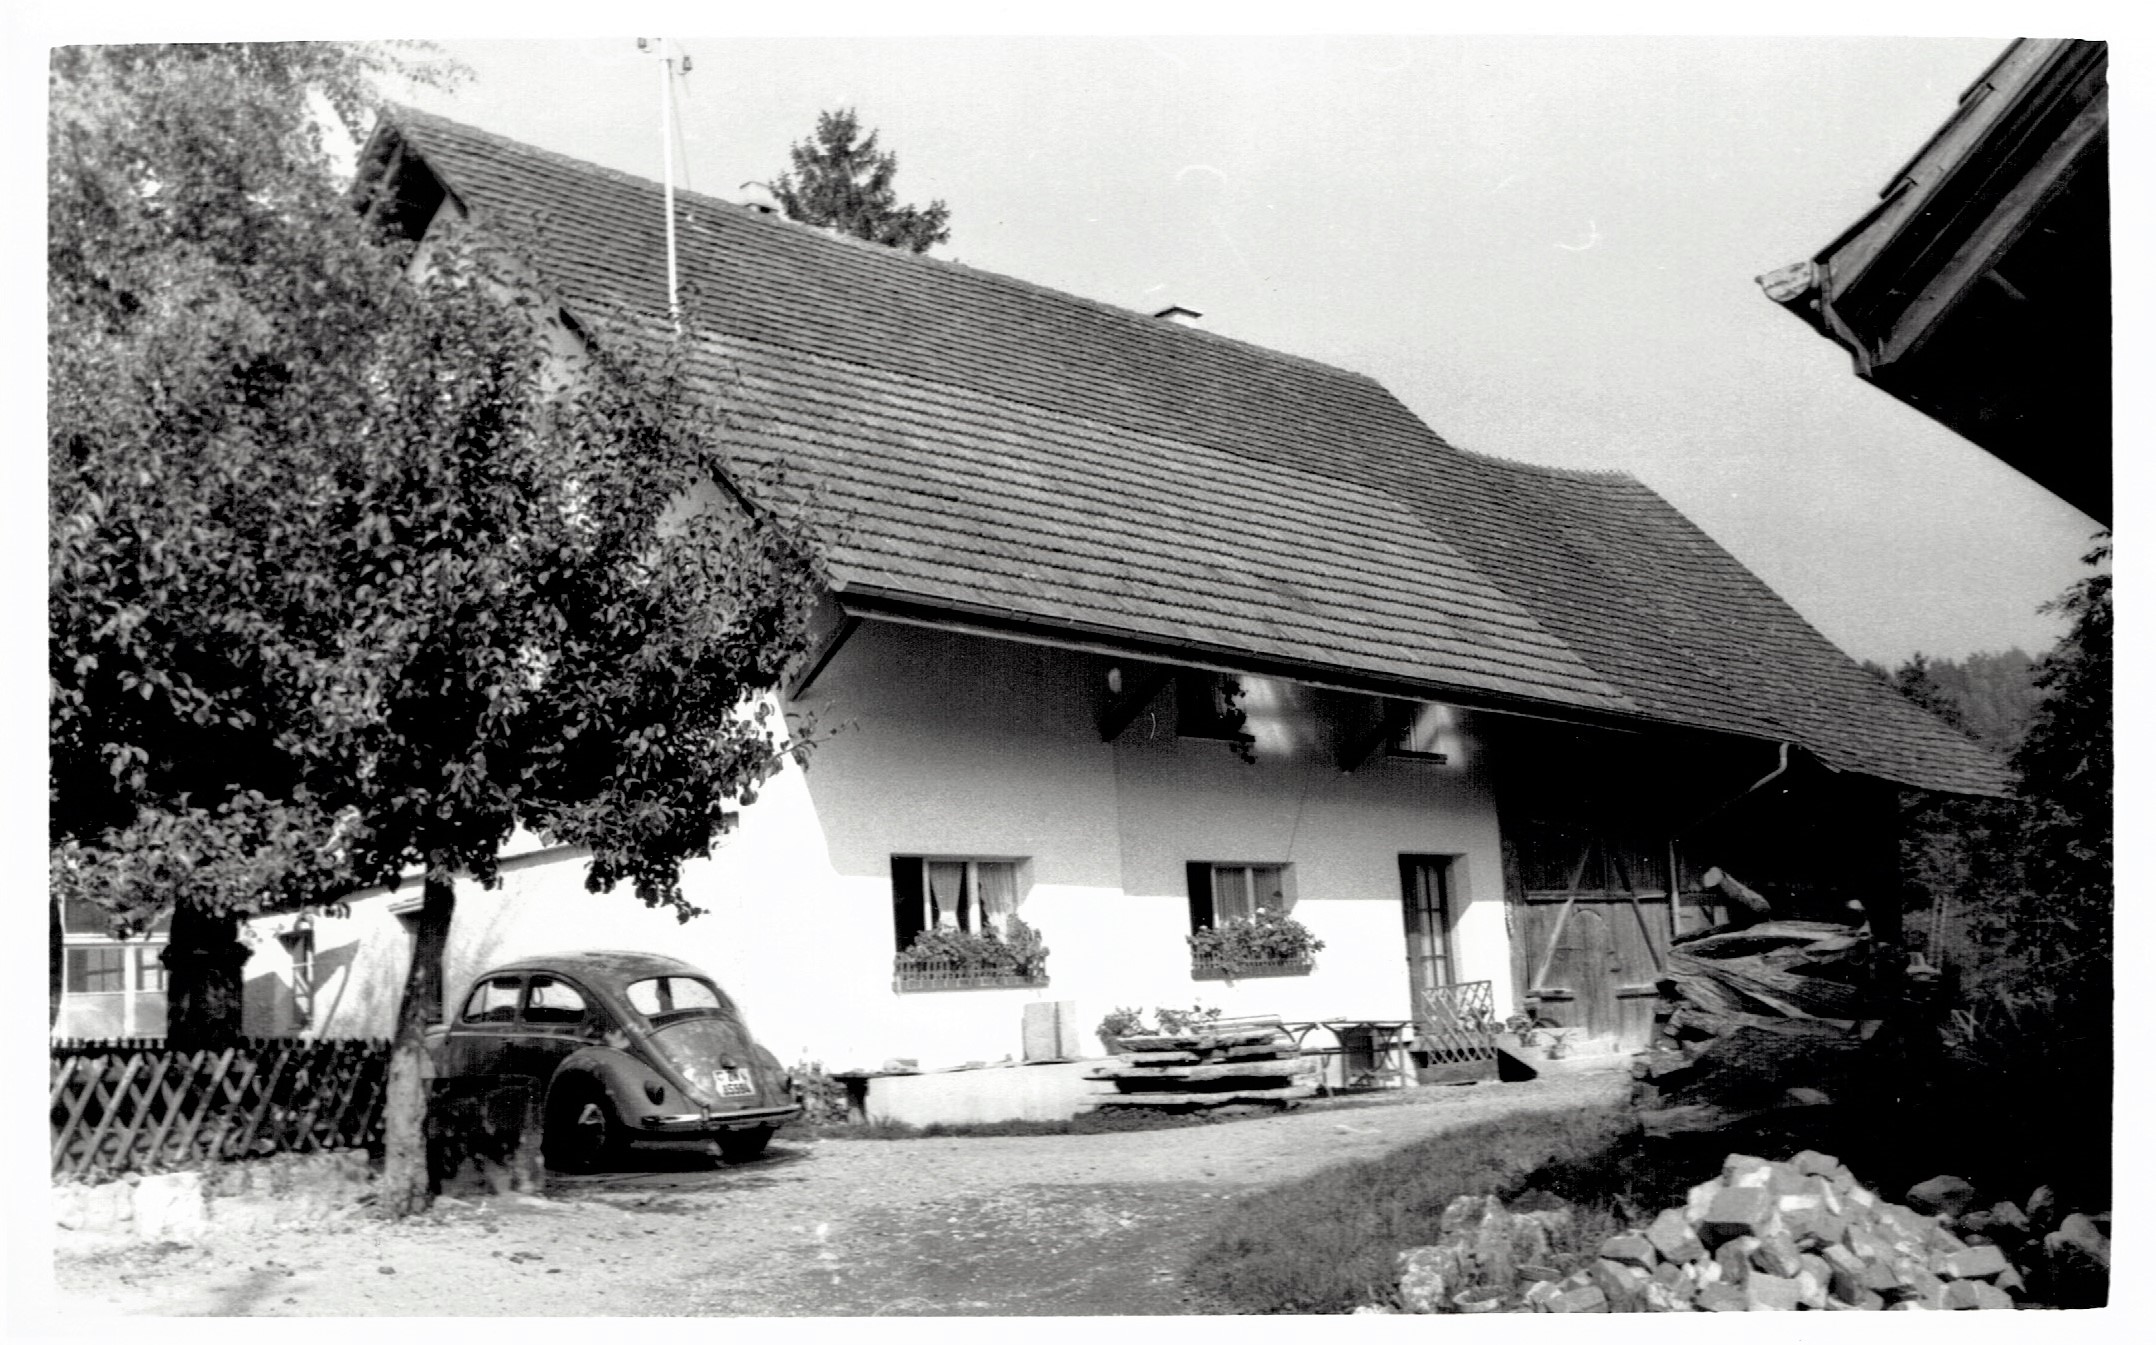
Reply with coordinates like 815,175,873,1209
659,38,681,331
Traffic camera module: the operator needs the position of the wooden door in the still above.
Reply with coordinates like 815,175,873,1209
1548,908,1617,1038
1399,856,1456,1008
1513,835,1672,1048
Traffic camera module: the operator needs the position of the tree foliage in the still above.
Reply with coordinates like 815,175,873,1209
768,107,951,253
1880,540,2112,1202
49,42,827,1210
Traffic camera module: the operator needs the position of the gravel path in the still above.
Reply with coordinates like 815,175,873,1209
51,1061,1629,1317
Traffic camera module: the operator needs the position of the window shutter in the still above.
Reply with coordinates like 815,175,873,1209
1185,861,1215,932
891,856,926,951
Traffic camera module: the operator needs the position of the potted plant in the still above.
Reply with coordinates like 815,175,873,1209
1188,907,1325,980
1097,1006,1146,1054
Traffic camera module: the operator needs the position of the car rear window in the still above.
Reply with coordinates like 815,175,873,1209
460,976,522,1024
625,975,733,1020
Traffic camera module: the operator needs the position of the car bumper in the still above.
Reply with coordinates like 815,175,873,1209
636,1103,802,1135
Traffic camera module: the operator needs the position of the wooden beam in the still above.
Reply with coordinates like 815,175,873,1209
1338,699,1410,772
1097,664,1172,742
786,597,860,699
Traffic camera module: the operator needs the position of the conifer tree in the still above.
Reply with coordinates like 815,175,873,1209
769,107,951,253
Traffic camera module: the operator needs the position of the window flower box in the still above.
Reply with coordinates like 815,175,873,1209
1185,908,1324,981
893,958,1049,993
1190,954,1313,981
892,918,1049,994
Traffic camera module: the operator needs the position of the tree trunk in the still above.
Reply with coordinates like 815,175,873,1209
50,893,64,1031
379,870,455,1218
162,902,249,1051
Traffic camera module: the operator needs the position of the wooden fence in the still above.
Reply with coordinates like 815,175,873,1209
50,1037,392,1181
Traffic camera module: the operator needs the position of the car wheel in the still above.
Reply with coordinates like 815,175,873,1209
545,1081,621,1174
716,1125,775,1163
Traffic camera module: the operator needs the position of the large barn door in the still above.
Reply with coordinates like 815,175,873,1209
1517,834,1670,1049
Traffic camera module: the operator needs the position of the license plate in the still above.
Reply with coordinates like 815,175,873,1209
717,1069,755,1098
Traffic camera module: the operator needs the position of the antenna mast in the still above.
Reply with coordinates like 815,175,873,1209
640,37,685,332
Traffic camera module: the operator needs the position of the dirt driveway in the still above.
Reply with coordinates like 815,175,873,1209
51,1062,1627,1317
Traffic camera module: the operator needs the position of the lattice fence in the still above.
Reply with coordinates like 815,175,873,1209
1414,980,1501,1080
50,1037,391,1181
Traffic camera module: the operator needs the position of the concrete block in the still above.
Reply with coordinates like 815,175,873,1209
1942,1278,2015,1310
1701,1186,1777,1247
1684,1178,1722,1224
1905,1174,1978,1219
1825,1288,1885,1310
1395,1245,1455,1313
1599,1232,1657,1269
1744,1272,1801,1310
2047,1212,2110,1266
132,1172,207,1242
1714,1237,1757,1287
1593,1259,1652,1311
1937,1244,2010,1280
1789,1149,1843,1178
1542,1284,1608,1313
1696,1282,1750,1312
1795,1268,1829,1310
1723,1154,1773,1187
1646,1207,1706,1263
1749,1232,1803,1279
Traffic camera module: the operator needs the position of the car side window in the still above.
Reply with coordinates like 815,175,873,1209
522,975,590,1027
460,976,522,1025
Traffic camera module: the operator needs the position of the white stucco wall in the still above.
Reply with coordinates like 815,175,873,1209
244,622,1515,1072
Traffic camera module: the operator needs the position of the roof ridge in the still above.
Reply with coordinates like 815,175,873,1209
381,103,1387,390
1455,445,1639,485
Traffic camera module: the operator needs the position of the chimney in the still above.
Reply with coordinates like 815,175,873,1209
1151,304,1203,327
737,180,782,217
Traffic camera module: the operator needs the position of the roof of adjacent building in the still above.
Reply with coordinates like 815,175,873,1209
363,106,2011,797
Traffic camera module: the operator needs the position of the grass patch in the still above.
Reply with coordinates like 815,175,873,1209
1182,1103,1713,1314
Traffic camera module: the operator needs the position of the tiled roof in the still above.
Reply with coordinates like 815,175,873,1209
374,107,2011,797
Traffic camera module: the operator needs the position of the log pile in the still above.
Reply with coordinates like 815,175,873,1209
1633,921,1881,1114
1083,1016,1318,1111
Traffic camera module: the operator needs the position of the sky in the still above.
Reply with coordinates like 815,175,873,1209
386,32,2106,668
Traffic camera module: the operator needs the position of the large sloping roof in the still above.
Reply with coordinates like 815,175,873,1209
367,107,2010,797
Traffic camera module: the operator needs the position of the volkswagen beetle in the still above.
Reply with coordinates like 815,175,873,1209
430,950,800,1171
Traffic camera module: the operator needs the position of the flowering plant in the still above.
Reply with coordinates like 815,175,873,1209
1187,907,1325,970
895,915,1049,979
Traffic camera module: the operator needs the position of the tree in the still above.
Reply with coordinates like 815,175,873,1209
768,107,951,253
49,43,826,1215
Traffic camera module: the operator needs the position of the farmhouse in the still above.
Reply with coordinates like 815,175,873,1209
232,108,2005,1082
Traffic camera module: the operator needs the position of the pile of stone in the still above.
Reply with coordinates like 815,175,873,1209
1393,1150,2110,1312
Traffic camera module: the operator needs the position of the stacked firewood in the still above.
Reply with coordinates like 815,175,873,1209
1084,1016,1319,1111
1633,920,1882,1119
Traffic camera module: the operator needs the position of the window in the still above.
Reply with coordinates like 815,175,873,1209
1184,862,1292,931
625,976,729,1019
889,857,1025,950
460,976,523,1024
136,946,168,993
522,975,590,1026
66,946,127,994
